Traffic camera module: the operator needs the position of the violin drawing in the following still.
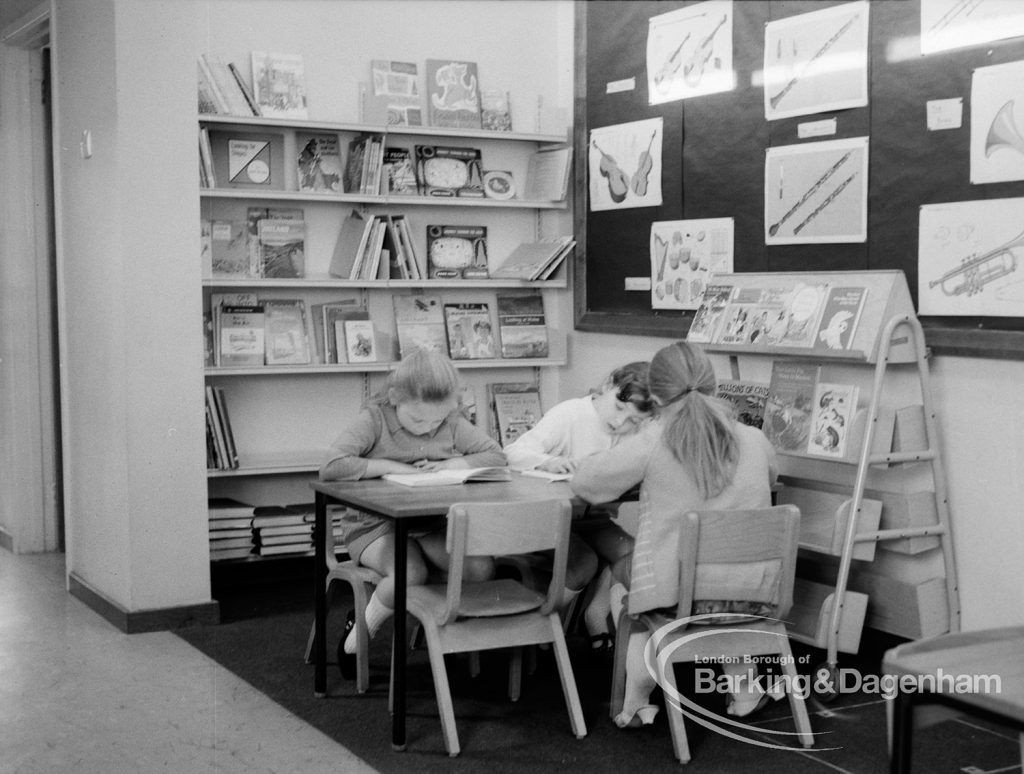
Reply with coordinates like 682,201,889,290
631,131,656,197
683,14,727,88
592,140,629,203
653,33,692,95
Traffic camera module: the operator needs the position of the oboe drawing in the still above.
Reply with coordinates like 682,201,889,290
793,173,856,235
769,14,858,111
769,151,851,236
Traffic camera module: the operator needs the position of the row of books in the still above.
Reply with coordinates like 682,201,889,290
208,498,346,561
198,52,307,119
205,290,549,368
688,281,869,352
205,386,238,471
204,207,305,280
329,210,422,281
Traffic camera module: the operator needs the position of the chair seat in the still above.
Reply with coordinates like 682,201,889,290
408,578,545,620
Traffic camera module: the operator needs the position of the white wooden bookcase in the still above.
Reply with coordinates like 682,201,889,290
697,270,960,695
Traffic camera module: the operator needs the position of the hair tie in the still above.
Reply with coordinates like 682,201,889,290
662,387,694,406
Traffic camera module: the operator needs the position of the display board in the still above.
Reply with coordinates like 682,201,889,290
573,0,1024,358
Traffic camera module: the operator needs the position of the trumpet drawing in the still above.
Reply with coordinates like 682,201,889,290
792,172,856,235
928,228,1024,297
768,151,851,236
769,14,858,111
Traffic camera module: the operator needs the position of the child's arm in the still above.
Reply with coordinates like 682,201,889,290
320,408,421,480
504,401,574,471
418,415,506,471
571,422,657,503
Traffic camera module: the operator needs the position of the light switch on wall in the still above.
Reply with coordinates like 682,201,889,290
80,130,92,159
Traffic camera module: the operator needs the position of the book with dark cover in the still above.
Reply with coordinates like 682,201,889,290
426,225,488,279
496,291,548,358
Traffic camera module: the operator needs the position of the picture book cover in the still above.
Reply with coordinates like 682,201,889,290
807,381,859,458
383,147,418,195
426,59,482,130
496,291,549,359
686,283,734,343
218,305,265,367
247,206,302,278
296,133,343,193
762,361,819,452
263,299,311,365
251,51,307,119
480,89,512,132
322,302,367,364
210,220,251,278
814,286,869,351
716,379,770,430
773,282,831,348
257,217,305,278
426,225,488,279
414,145,484,197
342,318,377,364
364,60,422,126
491,384,543,446
444,303,496,359
392,294,447,357
209,130,285,189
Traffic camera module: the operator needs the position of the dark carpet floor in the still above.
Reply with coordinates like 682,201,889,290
176,573,1021,773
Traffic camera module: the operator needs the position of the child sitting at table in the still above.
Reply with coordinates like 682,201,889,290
571,341,778,727
504,361,654,649
320,347,507,678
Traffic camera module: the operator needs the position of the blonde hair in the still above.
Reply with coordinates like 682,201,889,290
649,341,738,498
384,348,460,405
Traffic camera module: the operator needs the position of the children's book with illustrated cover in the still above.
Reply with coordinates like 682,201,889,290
426,59,482,130
383,147,418,195
716,379,770,430
217,305,265,367
414,145,484,197
251,51,307,119
490,383,543,447
263,299,311,365
246,206,302,278
444,303,496,360
814,286,869,351
342,318,377,364
686,283,734,343
296,133,343,193
771,282,832,349
257,217,305,278
210,220,251,278
762,361,820,453
363,60,422,126
807,382,859,458
392,294,447,357
496,291,549,359
209,131,285,189
480,89,512,132
323,303,368,364
426,225,488,279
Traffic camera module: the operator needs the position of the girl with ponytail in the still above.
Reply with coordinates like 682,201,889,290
572,340,778,727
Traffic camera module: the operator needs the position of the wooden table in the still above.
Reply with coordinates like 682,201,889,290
883,626,1024,773
310,475,575,750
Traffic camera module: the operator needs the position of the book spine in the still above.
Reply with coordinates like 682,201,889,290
228,62,261,117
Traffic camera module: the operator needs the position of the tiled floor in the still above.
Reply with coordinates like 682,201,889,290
0,550,378,774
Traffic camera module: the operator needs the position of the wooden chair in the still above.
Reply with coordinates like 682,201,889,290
401,498,587,756
303,511,382,694
611,504,813,763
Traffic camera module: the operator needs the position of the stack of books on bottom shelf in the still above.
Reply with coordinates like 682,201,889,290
252,504,315,557
208,498,255,561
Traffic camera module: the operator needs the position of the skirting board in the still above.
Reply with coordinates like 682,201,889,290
69,571,220,633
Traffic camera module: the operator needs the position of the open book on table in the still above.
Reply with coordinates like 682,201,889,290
519,468,572,482
382,466,512,487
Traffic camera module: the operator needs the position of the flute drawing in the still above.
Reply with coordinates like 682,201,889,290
769,14,858,111
768,151,851,236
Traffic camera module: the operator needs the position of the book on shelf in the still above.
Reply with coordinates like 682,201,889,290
205,389,229,469
425,58,482,130
210,220,251,278
382,466,512,487
251,505,312,530
489,382,543,447
250,51,307,119
208,130,284,189
393,294,447,357
227,61,261,117
716,379,770,430
523,146,573,202
414,145,484,197
426,225,488,279
686,283,735,343
382,147,418,195
296,132,343,193
256,532,314,547
480,89,513,132
256,217,305,278
207,526,252,540
256,543,314,557
496,290,549,358
394,215,422,279
491,236,574,281
444,303,496,359
210,546,256,561
327,209,367,279
213,386,239,467
209,535,254,551
197,57,225,114
814,286,868,351
198,128,216,188
770,282,832,349
807,381,859,458
762,361,820,453
209,498,255,517
254,523,314,538
200,220,213,277
342,318,378,363
263,299,311,365
217,304,265,367
315,298,364,364
201,54,257,116
344,133,385,195
381,216,411,279
363,60,423,126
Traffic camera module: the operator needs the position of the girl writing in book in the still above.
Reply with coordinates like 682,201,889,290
504,361,654,650
320,348,506,678
571,341,778,727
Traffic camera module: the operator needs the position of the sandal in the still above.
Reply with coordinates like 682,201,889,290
337,610,357,680
614,704,659,729
588,633,614,653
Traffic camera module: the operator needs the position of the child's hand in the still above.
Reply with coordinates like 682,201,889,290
413,457,469,472
538,457,576,475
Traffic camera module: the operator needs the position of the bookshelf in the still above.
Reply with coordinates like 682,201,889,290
692,270,960,699
199,114,572,562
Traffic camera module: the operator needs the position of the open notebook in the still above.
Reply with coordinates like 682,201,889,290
382,466,512,487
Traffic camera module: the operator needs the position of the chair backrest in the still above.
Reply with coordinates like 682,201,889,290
675,504,800,621
444,499,573,619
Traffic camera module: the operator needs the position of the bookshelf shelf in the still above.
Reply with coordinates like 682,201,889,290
200,188,566,210
203,276,567,290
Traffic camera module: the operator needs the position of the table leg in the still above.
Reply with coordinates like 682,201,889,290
890,691,913,774
313,491,327,697
392,519,408,751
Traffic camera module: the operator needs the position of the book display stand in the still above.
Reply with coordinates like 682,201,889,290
692,270,960,699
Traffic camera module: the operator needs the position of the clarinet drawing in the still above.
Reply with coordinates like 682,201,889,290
768,151,851,237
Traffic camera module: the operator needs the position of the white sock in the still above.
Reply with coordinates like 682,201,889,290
583,567,612,637
617,631,658,723
609,582,627,631
344,591,392,655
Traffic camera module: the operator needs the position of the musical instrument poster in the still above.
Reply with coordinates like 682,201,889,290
970,61,1024,185
764,136,868,245
646,0,734,105
919,198,1024,316
588,118,663,212
649,218,734,311
921,0,1024,56
763,1,869,122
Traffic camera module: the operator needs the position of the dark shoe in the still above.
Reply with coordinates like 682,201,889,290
410,622,426,651
338,610,356,680
588,633,614,653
